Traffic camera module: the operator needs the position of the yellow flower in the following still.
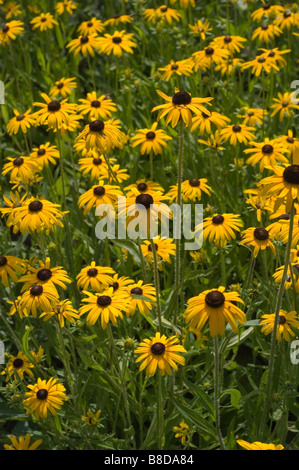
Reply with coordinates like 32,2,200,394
2,156,39,185
18,257,71,294
40,299,80,327
197,130,225,150
12,197,66,234
192,45,229,72
152,87,213,128
19,283,59,318
197,213,243,248
135,332,186,377
78,180,122,216
189,19,212,40
210,35,247,53
126,280,156,317
167,178,213,203
220,124,256,146
274,8,299,30
270,91,299,122
237,439,284,450
236,107,267,127
257,47,290,68
49,77,77,98
158,58,194,82
104,15,133,27
141,236,176,265
251,24,282,43
0,191,28,234
276,130,299,162
6,109,36,135
0,20,24,45
33,93,77,130
244,137,290,172
258,163,299,212
170,0,195,8
173,421,190,445
240,227,276,257
77,17,104,35
82,410,101,426
23,377,68,420
260,310,299,341
251,4,284,22
30,142,60,168
124,179,165,198
30,13,58,31
66,34,101,57
1,351,34,381
184,286,246,337
241,54,279,77
77,91,117,120
157,5,182,24
214,57,243,76
78,154,109,180
131,122,172,155
3,2,22,20
191,110,230,135
76,118,126,153
97,30,136,57
4,434,42,451
76,261,115,291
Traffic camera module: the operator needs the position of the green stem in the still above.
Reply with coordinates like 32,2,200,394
156,372,164,450
213,335,226,450
150,239,163,332
259,201,295,438
220,248,226,287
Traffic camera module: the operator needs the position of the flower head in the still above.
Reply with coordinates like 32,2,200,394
23,377,68,420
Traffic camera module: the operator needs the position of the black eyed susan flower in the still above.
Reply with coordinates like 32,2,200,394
141,236,175,266
108,273,134,293
173,421,190,445
104,163,130,184
78,17,105,36
143,8,163,25
12,197,66,234
131,122,172,155
258,47,290,68
189,19,212,40
77,92,117,121
251,24,282,44
30,143,60,169
157,5,182,24
49,77,77,99
184,286,246,337
18,257,71,294
158,58,194,82
76,262,115,291
0,191,28,234
104,15,133,27
19,283,59,318
258,163,299,212
276,130,299,162
152,87,213,128
30,12,58,31
274,8,299,31
251,4,284,22
0,20,24,45
220,124,256,146
40,299,80,327
192,45,229,72
197,130,225,150
6,109,36,135
190,110,231,135
1,351,34,381
97,30,136,57
78,180,122,215
167,178,213,203
260,310,299,342
33,93,77,130
7,296,28,318
76,118,126,153
79,286,129,328
237,107,267,127
244,138,290,172
270,92,299,122
126,280,156,317
55,0,77,15
124,179,165,198
273,263,299,293
135,332,186,377
66,33,101,57
82,409,101,426
240,227,276,257
23,377,67,420
78,153,110,180
196,213,243,248
214,57,243,76
2,2,22,20
241,54,279,77
170,0,195,9
4,434,42,451
237,440,284,450
244,188,274,222
2,156,39,185
210,35,247,53
0,255,26,287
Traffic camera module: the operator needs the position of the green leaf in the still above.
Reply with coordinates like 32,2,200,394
220,388,241,408
169,395,216,438
183,378,215,418
111,239,142,266
225,327,254,349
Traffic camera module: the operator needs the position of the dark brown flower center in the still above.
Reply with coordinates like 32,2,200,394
171,63,179,70
13,157,24,167
48,101,61,112
146,131,156,140
284,11,291,18
0,256,7,266
148,243,158,252
293,264,299,272
189,178,200,187
91,100,101,108
30,285,44,296
87,268,98,277
29,200,43,212
135,193,154,209
263,4,271,9
93,186,105,196
36,389,48,400
13,358,24,368
81,36,89,44
130,286,143,296
283,165,299,185
172,91,192,106
205,290,225,308
202,112,210,119
112,36,122,44
97,295,112,306
137,182,147,192
247,111,254,116
205,47,214,55
38,148,46,156
212,215,224,225
150,342,165,355
41,17,47,22
57,82,64,89
257,57,266,63
2,25,9,33
278,213,290,220
253,227,269,240
93,157,102,166
232,125,242,133
37,268,52,281
160,6,168,12
268,50,275,57
224,35,232,43
112,281,119,291
261,24,268,30
262,144,274,154
278,315,287,324
282,100,289,107
287,137,294,144
16,114,25,121
89,120,105,132
87,22,93,27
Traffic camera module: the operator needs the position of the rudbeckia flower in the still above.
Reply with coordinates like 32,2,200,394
4,434,42,451
236,107,267,127
2,2,22,20
258,47,290,68
237,440,284,450
126,280,157,317
184,286,246,337
30,13,58,31
6,109,36,135
258,163,299,212
104,15,133,27
78,180,122,215
240,227,276,257
81,410,102,426
55,0,77,15
274,9,299,31
66,34,101,57
124,179,165,197
18,257,71,294
190,110,231,135
23,377,68,420
189,19,212,40
1,351,34,381
244,138,290,171
158,58,194,82
12,197,66,234
276,130,299,162
134,332,186,377
141,236,175,266
220,124,256,146
210,34,247,53
2,156,39,185
260,310,299,341
173,421,190,445
170,0,195,8
97,30,136,57
251,4,284,22
76,119,126,153
33,93,77,130
131,122,172,155
0,191,28,233
19,283,59,317
251,24,282,44
241,54,279,77
76,262,115,291
167,178,213,203
40,299,80,327
78,153,110,180
30,143,60,168
157,5,182,24
77,92,117,120
152,87,213,128
77,17,104,35
49,77,77,98
270,92,299,122
192,45,229,72
0,20,24,45
196,213,243,248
